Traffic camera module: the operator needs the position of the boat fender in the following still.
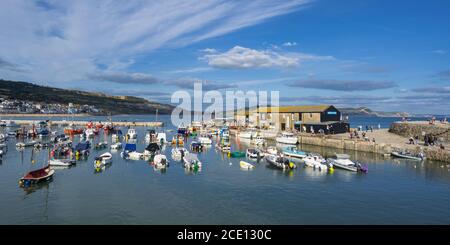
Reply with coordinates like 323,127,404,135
289,162,295,168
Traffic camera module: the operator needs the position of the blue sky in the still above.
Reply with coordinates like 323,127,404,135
0,0,449,114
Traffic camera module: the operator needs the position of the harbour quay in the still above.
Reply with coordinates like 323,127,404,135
10,119,164,127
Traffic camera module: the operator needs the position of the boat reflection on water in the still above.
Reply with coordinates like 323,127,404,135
302,166,329,180
21,179,52,196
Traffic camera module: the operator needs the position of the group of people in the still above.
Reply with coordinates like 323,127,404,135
349,129,376,142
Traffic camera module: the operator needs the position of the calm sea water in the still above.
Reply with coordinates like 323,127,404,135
0,115,449,224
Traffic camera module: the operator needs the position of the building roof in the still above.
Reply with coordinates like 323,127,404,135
257,105,333,113
235,105,335,115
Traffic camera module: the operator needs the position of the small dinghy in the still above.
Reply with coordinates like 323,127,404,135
94,152,112,168
265,154,296,170
240,161,255,170
230,151,246,158
246,148,261,159
328,154,368,173
153,154,169,169
183,153,201,171
49,158,76,167
19,165,54,186
391,151,425,161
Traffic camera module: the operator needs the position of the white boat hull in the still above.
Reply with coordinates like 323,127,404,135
276,137,298,145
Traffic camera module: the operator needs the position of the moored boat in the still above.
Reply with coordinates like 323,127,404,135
153,154,169,169
110,142,122,150
240,160,255,170
328,154,368,173
229,151,246,158
282,146,307,159
19,165,54,186
276,132,298,145
143,142,160,157
265,154,296,170
126,128,137,139
246,148,261,158
49,158,76,167
171,147,188,161
303,154,328,171
391,151,425,161
94,152,112,168
183,153,201,170
251,136,266,146
198,135,212,145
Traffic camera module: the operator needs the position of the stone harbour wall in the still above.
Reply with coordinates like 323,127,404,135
297,134,450,163
389,122,450,142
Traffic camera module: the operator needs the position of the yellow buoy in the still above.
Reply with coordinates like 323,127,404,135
31,160,35,164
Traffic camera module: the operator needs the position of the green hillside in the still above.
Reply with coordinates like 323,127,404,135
0,79,174,115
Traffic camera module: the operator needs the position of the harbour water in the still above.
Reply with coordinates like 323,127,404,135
1,115,450,224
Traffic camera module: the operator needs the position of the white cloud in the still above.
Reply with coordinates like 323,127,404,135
200,46,333,69
283,41,297,47
201,46,299,69
0,0,310,85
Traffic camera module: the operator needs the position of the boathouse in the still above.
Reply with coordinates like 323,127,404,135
236,105,349,134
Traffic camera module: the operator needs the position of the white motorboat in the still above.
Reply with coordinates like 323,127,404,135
246,148,261,158
153,154,169,169
238,130,258,139
110,142,122,150
127,151,143,160
265,154,296,170
276,132,298,145
171,147,188,161
111,133,120,142
198,135,212,145
303,154,328,171
328,154,368,172
85,128,95,138
0,120,6,127
94,152,112,168
265,146,278,156
156,132,167,144
183,153,201,170
16,140,38,148
126,128,137,139
251,136,266,146
49,158,76,167
0,133,7,142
